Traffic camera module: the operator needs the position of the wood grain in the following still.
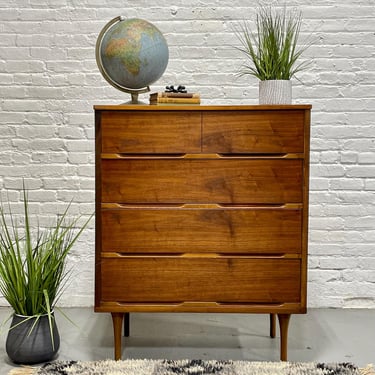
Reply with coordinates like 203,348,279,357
101,158,303,204
101,206,302,254
101,111,201,153
202,110,304,153
100,256,301,303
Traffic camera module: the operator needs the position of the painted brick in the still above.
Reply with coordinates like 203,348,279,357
0,1,374,308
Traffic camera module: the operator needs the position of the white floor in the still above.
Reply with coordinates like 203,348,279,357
0,308,374,374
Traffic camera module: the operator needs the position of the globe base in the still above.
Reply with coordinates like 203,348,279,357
120,87,150,105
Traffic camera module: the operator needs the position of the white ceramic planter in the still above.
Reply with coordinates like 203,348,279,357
259,80,292,105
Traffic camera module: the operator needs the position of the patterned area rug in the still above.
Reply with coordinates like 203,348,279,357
8,359,375,375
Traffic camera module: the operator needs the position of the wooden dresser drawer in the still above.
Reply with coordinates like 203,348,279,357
202,110,305,153
100,256,301,303
101,206,302,254
101,158,303,204
100,111,201,153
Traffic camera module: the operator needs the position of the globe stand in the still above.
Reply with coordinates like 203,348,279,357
124,87,150,105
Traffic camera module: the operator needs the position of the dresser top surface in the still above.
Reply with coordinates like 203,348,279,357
94,104,312,111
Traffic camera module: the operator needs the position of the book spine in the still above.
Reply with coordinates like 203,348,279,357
150,97,201,104
161,92,194,98
149,102,200,106
149,92,200,99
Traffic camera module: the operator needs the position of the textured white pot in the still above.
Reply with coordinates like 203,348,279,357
259,80,292,105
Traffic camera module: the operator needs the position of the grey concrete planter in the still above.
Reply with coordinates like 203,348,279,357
6,313,60,364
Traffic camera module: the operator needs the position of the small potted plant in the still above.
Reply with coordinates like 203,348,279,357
235,6,312,104
0,187,92,364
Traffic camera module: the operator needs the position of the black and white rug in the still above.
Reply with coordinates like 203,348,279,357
8,359,374,375
9,360,375,375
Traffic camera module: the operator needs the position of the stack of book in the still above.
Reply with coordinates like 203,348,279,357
149,92,201,105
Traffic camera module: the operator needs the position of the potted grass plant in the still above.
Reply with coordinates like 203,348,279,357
235,6,311,104
0,187,91,364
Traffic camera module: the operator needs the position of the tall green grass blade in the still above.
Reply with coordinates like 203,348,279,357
44,289,55,350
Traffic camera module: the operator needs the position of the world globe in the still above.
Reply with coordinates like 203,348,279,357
96,16,169,103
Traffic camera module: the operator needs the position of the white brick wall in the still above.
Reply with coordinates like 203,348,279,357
0,1,374,308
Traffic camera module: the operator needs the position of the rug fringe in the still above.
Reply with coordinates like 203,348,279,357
360,364,375,375
7,366,37,375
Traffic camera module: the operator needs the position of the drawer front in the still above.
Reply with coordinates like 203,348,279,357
100,111,201,153
101,158,303,204
100,257,301,303
202,110,305,153
101,207,302,254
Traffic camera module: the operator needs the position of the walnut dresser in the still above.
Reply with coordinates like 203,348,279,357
94,104,311,361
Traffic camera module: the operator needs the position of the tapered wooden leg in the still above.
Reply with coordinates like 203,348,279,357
277,313,291,361
270,313,276,338
111,312,124,360
124,312,130,337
